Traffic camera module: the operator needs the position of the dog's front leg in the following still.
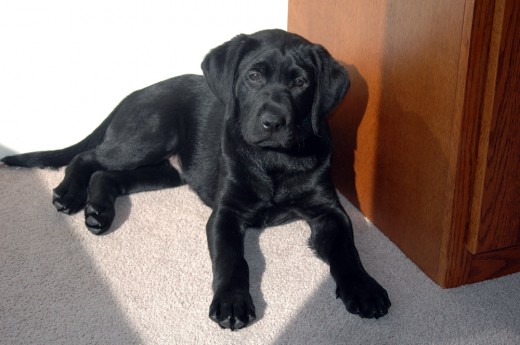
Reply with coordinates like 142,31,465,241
306,206,391,319
206,206,256,330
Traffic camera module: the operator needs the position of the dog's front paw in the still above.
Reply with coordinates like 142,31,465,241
209,290,256,331
336,273,391,319
84,202,115,235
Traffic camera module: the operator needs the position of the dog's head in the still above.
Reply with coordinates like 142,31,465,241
201,29,349,150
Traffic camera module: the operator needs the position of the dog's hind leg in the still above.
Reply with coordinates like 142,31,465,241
52,150,102,214
84,160,184,234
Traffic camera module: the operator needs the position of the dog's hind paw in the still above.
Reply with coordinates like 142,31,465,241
84,203,115,235
52,186,87,215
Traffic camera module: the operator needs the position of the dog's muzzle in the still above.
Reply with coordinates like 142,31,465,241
260,112,287,132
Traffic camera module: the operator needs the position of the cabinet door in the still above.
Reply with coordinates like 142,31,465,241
467,0,520,254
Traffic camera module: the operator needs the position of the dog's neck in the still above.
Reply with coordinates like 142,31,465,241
223,125,331,177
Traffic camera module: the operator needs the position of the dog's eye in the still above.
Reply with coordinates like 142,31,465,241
293,77,307,88
248,71,263,82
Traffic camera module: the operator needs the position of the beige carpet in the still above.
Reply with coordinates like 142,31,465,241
1,166,519,345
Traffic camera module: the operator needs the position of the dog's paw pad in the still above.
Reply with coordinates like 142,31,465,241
84,202,114,235
52,186,87,214
52,198,69,213
85,215,101,227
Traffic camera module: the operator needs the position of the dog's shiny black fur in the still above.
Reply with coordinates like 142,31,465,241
2,29,390,330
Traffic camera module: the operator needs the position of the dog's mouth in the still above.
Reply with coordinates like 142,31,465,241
251,133,295,149
256,139,286,149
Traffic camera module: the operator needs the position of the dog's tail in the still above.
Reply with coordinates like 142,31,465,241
1,111,115,169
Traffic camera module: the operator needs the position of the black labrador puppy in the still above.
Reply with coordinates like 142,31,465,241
2,29,390,330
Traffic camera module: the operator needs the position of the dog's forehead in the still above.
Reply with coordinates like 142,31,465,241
239,36,315,72
249,29,311,48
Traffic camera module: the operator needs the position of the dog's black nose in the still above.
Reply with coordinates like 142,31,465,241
261,113,286,132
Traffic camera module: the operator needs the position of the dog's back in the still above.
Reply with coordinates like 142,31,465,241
1,75,219,170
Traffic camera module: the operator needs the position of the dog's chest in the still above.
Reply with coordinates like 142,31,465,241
254,178,307,227
256,172,307,206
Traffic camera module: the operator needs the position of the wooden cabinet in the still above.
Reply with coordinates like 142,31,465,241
289,0,519,287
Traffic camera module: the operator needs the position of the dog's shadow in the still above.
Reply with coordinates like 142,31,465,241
244,227,268,321
329,63,368,209
100,194,269,321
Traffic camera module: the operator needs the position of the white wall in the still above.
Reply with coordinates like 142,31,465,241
0,0,288,157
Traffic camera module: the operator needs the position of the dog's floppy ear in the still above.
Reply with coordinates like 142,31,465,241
201,34,257,106
311,45,350,135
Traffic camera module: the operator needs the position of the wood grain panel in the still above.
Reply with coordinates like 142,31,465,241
468,245,520,283
438,0,495,287
466,0,506,254
473,0,520,253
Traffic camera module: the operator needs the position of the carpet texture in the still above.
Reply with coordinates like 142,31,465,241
1,166,519,345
